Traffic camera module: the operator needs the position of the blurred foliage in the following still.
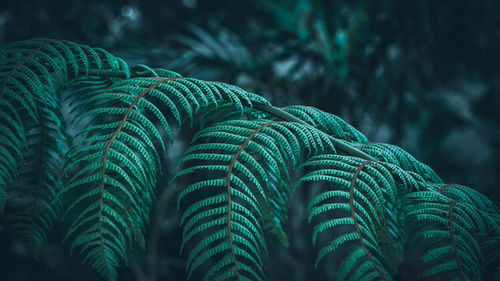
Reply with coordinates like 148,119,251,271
1,0,499,280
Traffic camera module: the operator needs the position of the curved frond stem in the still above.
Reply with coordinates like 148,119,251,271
252,102,375,161
357,142,374,149
437,183,456,192
0,39,66,99
225,120,280,281
98,76,183,276
349,159,386,281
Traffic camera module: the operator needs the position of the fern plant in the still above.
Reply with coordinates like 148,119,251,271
0,38,499,281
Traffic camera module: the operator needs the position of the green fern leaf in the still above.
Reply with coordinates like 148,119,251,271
403,190,489,281
1,38,499,281
358,142,441,183
176,119,334,280
282,105,368,143
0,38,130,213
297,154,400,280
6,91,69,257
59,69,271,279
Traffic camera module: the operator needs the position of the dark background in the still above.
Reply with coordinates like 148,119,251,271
1,0,499,280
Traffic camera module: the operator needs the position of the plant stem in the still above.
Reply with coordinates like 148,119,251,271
79,69,375,160
252,102,376,161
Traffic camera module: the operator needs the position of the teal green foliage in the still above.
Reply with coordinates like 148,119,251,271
7,85,69,257
176,120,332,280
0,38,499,281
297,155,399,278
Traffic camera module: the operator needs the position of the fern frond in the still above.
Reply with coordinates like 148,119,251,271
6,90,69,257
430,183,499,215
282,105,369,144
358,142,441,183
0,100,25,212
1,37,498,281
0,38,130,212
0,38,130,115
176,119,334,280
60,73,270,279
296,154,400,281
403,190,487,281
481,235,500,281
177,121,276,281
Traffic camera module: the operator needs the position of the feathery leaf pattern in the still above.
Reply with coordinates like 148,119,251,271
0,38,498,281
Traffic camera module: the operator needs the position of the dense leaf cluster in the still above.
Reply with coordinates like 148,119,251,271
1,39,499,281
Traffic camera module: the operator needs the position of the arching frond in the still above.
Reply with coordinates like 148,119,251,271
429,183,499,216
60,76,269,280
6,89,69,256
0,38,130,212
482,235,500,281
295,154,400,281
175,119,334,280
1,38,498,281
403,190,488,281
